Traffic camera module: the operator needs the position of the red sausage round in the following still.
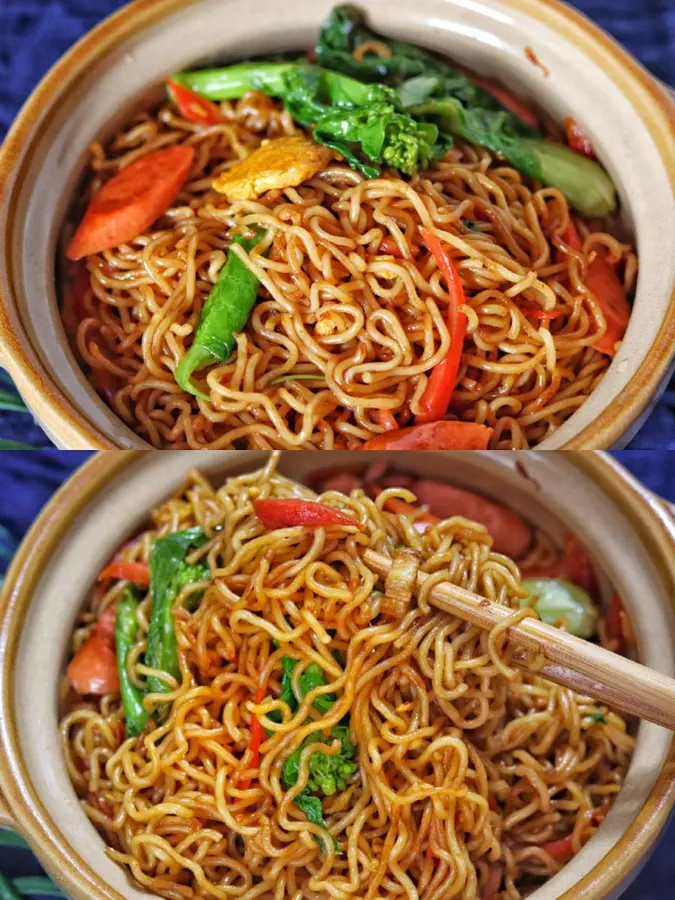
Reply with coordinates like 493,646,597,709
410,481,532,559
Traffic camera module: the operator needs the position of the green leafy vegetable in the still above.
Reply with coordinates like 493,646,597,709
298,662,338,713
293,791,337,852
170,62,440,177
282,724,356,796
175,229,266,399
145,527,209,710
272,655,355,852
520,578,598,639
280,656,299,708
115,585,150,738
314,5,616,216
590,711,607,723
276,658,338,714
316,4,509,111
282,723,356,854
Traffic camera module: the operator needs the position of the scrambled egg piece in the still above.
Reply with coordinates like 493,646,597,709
212,135,334,200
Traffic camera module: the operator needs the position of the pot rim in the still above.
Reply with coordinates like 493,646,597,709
0,0,674,449
1,450,675,899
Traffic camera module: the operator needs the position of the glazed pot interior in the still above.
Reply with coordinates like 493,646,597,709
2,451,675,900
1,0,674,448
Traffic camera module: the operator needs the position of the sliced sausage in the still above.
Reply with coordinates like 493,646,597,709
319,472,361,495
411,481,532,559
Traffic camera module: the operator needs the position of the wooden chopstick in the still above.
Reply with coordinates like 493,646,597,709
364,548,675,731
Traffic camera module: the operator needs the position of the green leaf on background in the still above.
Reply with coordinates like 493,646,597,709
12,877,65,897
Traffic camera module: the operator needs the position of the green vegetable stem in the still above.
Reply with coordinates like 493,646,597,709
115,586,150,738
145,527,209,713
175,229,267,400
520,578,598,639
169,63,440,178
410,98,615,217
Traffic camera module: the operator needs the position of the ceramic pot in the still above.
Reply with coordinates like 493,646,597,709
0,450,675,898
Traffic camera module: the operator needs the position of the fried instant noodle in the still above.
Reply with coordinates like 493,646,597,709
61,457,634,899
62,88,636,450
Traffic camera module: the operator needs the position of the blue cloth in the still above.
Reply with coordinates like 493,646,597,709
1,0,675,448
0,448,673,897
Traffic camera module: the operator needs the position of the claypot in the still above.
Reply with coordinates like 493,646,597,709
0,0,674,448
1,450,675,898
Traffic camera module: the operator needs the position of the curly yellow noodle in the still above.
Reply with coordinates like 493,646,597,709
61,455,633,899
61,89,636,449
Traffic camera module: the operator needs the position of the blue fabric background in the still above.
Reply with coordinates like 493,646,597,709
1,0,675,448
0,448,674,897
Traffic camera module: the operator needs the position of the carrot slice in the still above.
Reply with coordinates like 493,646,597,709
67,609,120,695
557,221,629,357
362,421,493,451
66,145,195,260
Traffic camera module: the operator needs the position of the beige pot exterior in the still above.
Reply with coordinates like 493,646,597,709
0,0,674,449
1,451,675,899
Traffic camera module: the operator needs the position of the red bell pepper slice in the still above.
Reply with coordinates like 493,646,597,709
166,78,223,126
97,561,150,587
520,306,566,321
238,686,266,790
417,228,468,423
564,117,595,158
253,499,359,529
470,75,539,128
556,220,629,357
378,409,398,432
603,593,625,653
540,834,575,859
520,532,597,597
